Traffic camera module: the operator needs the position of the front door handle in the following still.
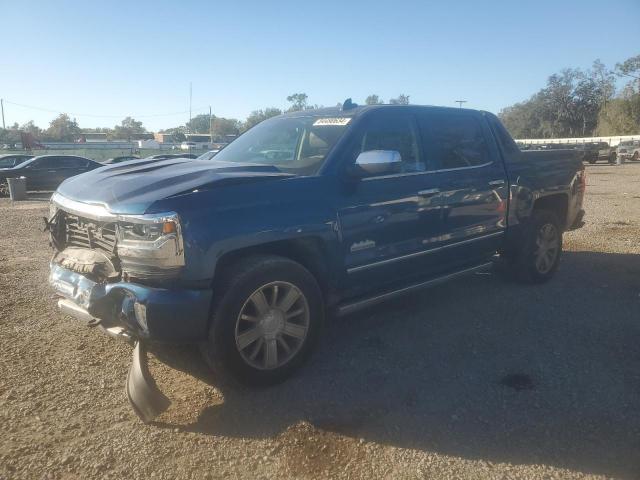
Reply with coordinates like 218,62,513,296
418,188,440,197
488,179,506,186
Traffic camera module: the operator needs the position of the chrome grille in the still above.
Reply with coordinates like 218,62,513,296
64,214,117,254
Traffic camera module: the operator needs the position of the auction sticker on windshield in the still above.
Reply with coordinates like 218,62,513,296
313,118,351,126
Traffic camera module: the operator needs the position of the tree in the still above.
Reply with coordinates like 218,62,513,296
365,94,384,105
389,94,410,105
113,117,146,140
616,54,640,83
0,127,21,146
186,114,212,134
45,114,81,141
499,61,617,138
20,121,43,137
286,93,309,112
211,117,240,139
243,108,282,131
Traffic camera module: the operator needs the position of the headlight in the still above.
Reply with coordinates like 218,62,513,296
116,212,185,280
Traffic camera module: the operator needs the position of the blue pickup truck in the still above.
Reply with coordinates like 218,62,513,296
48,103,585,417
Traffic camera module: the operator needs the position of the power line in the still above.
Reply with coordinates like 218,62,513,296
1,99,209,119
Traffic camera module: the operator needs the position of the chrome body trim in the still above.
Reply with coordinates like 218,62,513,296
346,231,504,274
337,262,493,316
361,161,494,181
51,192,178,225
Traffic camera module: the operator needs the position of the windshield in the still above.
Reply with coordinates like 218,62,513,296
212,116,352,175
0,158,17,168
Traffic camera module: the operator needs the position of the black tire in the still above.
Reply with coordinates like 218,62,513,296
633,152,639,162
507,210,563,284
588,159,596,164
201,255,324,386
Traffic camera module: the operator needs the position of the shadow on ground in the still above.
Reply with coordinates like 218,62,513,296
154,251,640,479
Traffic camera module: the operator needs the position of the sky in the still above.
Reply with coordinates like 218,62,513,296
1,0,638,132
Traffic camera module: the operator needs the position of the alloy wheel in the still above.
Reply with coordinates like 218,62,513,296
534,223,559,274
234,281,310,370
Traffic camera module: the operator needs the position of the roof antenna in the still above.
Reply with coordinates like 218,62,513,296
342,98,357,111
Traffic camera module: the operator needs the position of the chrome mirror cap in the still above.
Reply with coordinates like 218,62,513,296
353,150,402,176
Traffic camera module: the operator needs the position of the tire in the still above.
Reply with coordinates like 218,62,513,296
202,255,324,386
0,180,8,197
507,210,563,284
633,152,639,162
588,159,596,164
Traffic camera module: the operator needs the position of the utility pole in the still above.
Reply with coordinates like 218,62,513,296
188,82,192,133
455,100,467,108
1,98,5,129
209,106,213,143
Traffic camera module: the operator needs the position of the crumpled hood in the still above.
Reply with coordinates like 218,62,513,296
56,158,292,214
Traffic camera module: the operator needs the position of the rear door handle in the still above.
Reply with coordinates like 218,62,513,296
418,188,440,196
488,179,506,186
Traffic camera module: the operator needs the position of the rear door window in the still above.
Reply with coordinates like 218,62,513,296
58,157,88,168
418,112,491,169
29,157,59,169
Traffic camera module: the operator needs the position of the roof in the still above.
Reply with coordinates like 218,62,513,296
280,103,486,119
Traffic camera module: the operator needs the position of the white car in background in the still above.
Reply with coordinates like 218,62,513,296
180,141,198,150
617,140,640,162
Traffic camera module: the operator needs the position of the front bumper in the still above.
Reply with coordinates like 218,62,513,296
50,263,213,343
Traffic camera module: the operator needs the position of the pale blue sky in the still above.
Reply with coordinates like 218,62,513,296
2,0,638,131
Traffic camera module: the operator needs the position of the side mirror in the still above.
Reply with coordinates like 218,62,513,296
350,150,402,177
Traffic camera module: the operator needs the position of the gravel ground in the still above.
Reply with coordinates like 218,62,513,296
1,163,640,480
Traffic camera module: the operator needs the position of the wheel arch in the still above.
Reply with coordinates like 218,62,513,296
532,193,569,230
212,236,333,301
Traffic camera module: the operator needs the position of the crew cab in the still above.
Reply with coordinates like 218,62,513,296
47,103,585,393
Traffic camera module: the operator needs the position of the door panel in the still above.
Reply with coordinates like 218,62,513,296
339,175,443,288
418,111,507,269
336,110,444,295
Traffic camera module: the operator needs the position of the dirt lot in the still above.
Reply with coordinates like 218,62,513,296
1,163,640,480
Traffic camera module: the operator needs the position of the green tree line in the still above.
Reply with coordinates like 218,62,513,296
499,54,640,138
0,92,412,145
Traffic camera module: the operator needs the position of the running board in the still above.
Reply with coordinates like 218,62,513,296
336,262,493,317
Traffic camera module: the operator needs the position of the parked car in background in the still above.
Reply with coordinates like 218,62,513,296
0,154,34,169
580,142,603,164
617,140,640,162
47,104,586,420
195,150,221,161
597,142,616,163
0,155,101,194
180,141,198,150
102,155,140,164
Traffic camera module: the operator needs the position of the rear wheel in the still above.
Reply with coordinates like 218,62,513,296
633,152,639,162
0,180,8,197
202,255,324,386
506,210,563,283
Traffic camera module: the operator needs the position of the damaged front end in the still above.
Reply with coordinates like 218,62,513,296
46,194,212,422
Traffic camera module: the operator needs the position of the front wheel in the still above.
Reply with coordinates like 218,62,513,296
202,255,324,386
506,210,563,283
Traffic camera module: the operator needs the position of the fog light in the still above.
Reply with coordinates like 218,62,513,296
133,302,148,332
